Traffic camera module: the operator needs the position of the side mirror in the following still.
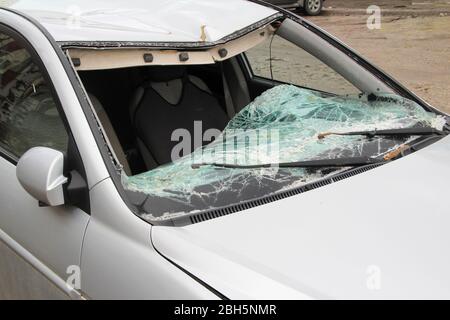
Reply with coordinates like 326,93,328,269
16,147,68,206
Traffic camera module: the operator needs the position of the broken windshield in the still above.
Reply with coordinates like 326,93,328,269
122,84,445,222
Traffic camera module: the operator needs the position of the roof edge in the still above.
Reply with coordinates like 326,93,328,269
58,13,283,50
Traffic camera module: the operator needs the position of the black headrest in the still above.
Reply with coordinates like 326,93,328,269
145,66,187,82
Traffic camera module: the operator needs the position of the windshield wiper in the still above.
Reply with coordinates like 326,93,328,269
318,127,444,140
192,156,384,170
192,145,411,170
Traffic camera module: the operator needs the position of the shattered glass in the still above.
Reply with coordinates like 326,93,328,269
122,85,445,221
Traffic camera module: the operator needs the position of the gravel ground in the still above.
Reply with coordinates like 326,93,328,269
303,1,450,113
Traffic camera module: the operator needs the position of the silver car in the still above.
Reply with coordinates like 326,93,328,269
266,0,325,16
1,0,449,300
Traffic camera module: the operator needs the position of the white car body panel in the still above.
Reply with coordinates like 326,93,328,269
0,155,89,299
82,178,218,299
153,134,450,299
0,229,73,299
8,0,277,43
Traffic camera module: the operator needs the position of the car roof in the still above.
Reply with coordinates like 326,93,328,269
5,0,278,44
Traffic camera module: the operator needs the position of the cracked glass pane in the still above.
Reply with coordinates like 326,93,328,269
122,85,445,221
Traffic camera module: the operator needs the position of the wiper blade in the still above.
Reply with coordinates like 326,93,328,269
192,156,383,170
318,127,444,140
192,144,411,170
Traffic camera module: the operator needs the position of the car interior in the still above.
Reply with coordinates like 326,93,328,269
78,57,267,176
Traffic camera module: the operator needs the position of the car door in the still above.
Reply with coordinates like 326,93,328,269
0,22,89,299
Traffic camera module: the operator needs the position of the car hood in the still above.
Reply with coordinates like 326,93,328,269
152,134,450,299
